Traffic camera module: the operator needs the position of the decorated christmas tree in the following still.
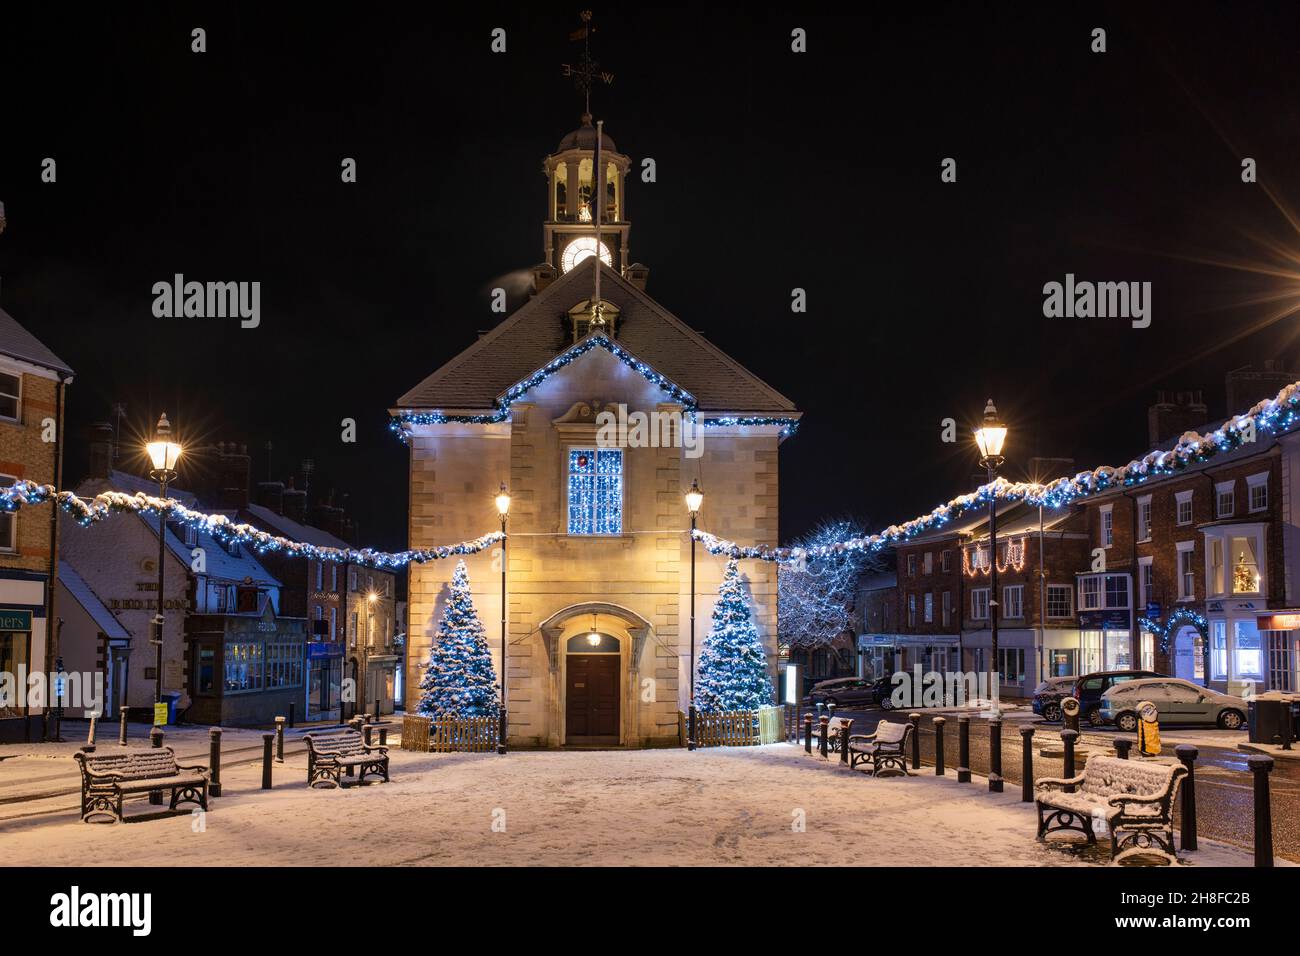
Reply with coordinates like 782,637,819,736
694,558,772,713
417,560,501,719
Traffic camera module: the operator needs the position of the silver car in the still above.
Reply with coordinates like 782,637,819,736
1100,677,1247,731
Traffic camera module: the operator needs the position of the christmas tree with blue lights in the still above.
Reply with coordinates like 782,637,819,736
417,560,501,719
695,559,772,713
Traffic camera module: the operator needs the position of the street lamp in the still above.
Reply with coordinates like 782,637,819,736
495,483,510,755
974,399,1007,723
685,479,704,751
146,413,182,717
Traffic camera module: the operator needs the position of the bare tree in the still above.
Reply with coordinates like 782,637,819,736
778,518,889,651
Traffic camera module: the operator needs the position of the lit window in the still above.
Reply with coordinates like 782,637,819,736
567,447,623,535
908,594,917,626
1176,491,1193,526
1248,474,1269,512
1137,497,1152,541
1178,548,1196,600
0,474,16,551
923,592,933,623
1101,507,1113,547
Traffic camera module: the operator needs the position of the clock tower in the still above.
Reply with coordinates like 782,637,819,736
539,113,638,286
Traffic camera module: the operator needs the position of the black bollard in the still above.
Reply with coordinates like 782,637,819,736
275,717,285,763
375,697,382,720
909,713,921,770
1114,737,1133,760
1175,745,1198,852
1061,729,1078,793
149,727,164,805
379,727,388,747
957,715,971,783
1248,755,1274,867
261,733,274,790
364,723,374,747
209,728,223,797
119,707,129,746
818,715,829,758
933,717,946,776
1020,726,1035,802
804,714,813,753
989,717,1004,793
1283,705,1294,751
288,701,296,730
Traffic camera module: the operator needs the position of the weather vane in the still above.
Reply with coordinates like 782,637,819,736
561,10,614,115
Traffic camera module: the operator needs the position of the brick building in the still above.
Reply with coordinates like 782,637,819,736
0,307,72,741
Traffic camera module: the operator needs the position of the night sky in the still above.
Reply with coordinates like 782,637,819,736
3,4,1300,552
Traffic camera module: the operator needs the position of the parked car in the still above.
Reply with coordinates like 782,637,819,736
1072,669,1167,726
1031,676,1077,722
807,676,888,709
1100,678,1248,731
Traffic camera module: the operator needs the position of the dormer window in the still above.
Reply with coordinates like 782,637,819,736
568,299,620,342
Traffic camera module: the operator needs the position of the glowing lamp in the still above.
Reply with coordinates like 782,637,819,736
495,482,511,517
146,413,182,472
974,400,1008,462
684,479,704,516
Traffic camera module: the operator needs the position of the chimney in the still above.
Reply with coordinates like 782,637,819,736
1147,390,1208,445
256,480,285,514
88,422,114,480
215,442,251,509
282,477,307,523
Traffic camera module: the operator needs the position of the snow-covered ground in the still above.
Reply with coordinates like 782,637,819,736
0,742,1279,866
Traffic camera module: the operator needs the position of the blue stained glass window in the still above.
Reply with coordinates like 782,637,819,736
568,447,622,535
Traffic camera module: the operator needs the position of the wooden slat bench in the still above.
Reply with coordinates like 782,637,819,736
303,728,390,789
847,720,913,776
74,747,210,823
1035,755,1187,858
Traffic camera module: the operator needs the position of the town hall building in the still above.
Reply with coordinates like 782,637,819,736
391,114,799,747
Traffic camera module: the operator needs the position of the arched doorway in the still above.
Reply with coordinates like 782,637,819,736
564,630,621,744
1172,626,1206,685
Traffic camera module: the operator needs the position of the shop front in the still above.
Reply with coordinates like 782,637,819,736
0,604,42,742
1258,612,1300,692
306,640,343,722
1205,598,1267,695
187,604,308,726
962,629,1034,698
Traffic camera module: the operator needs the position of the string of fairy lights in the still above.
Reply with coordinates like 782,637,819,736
7,379,1298,573
388,332,801,441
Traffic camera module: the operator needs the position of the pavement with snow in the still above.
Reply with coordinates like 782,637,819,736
0,740,1280,866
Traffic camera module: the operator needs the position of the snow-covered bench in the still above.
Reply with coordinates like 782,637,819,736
303,728,390,789
1035,755,1186,858
74,747,210,823
847,720,913,776
826,717,854,753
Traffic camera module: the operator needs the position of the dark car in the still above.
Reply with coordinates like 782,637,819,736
1072,669,1167,726
1031,676,1078,722
807,677,887,709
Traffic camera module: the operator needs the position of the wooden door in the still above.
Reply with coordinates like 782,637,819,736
566,655,620,743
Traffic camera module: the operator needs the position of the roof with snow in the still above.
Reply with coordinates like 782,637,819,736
393,259,797,415
58,560,128,639
0,306,74,375
244,503,350,550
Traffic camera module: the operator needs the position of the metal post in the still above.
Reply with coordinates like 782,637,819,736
288,700,295,729
1061,729,1078,793
909,713,921,770
1020,726,1034,802
379,727,388,747
933,716,945,776
499,511,508,755
275,717,285,762
364,723,373,746
1175,744,1198,852
818,715,829,758
154,476,167,711
840,719,851,765
1114,737,1133,759
261,733,274,789
989,716,1004,792
804,713,813,753
688,511,697,752
374,697,381,721
826,702,836,721
1248,755,1274,867
209,727,222,797
987,460,1000,717
149,727,164,805
118,706,129,746
957,715,971,783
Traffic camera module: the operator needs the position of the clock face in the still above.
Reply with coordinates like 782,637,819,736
561,236,612,273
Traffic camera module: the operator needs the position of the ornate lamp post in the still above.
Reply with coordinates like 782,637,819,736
973,400,1008,715
685,479,704,751
495,483,511,755
145,413,182,717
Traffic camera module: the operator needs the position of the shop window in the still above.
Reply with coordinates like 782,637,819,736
1047,648,1076,678
266,636,305,689
1104,631,1132,670
1080,632,1103,674
997,648,1025,685
1140,631,1155,671
196,647,216,695
224,641,264,693
0,630,29,718
1210,621,1228,680
1234,620,1264,682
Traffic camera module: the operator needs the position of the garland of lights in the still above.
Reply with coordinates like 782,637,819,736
388,332,801,441
0,481,502,570
1137,608,1209,655
695,378,1300,564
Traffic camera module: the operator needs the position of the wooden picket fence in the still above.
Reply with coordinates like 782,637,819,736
401,714,499,753
678,705,786,747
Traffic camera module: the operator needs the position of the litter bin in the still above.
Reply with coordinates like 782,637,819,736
161,692,182,725
1248,697,1288,744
